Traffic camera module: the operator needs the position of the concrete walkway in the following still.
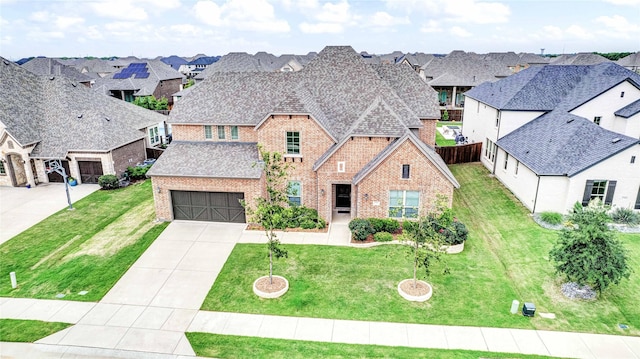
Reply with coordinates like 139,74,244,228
2,221,639,359
0,182,99,244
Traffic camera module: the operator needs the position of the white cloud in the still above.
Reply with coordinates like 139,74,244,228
146,0,181,10
27,30,65,40
29,11,50,22
171,24,200,36
55,16,85,29
443,0,510,24
603,0,640,5
299,22,343,34
315,1,351,23
542,25,563,39
420,20,442,33
91,0,148,21
596,14,640,35
565,25,593,40
85,26,104,40
193,0,289,33
450,26,472,37
369,11,410,27
1,35,12,45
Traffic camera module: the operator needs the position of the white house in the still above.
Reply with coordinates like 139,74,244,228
462,62,640,213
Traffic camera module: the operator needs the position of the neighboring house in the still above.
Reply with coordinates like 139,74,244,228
0,57,166,187
71,58,117,79
419,50,512,121
161,55,189,71
148,46,458,224
178,56,219,78
482,52,550,73
549,52,612,65
92,60,185,107
194,52,316,81
21,58,93,87
462,62,640,213
396,52,435,71
617,52,640,74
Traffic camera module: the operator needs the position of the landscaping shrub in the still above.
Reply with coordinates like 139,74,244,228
540,211,563,225
98,174,119,190
369,218,400,233
348,219,374,241
373,231,393,242
434,218,468,245
610,207,640,225
126,165,151,181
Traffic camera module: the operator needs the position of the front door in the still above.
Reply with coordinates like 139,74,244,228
335,184,351,209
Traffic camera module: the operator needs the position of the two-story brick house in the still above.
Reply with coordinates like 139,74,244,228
147,46,459,223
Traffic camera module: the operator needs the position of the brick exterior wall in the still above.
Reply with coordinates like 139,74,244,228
153,78,183,106
172,124,256,142
419,119,437,146
356,139,454,219
111,139,146,176
151,176,263,221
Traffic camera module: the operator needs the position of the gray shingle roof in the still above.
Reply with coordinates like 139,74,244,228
146,141,262,179
353,131,459,187
92,60,184,96
170,46,428,141
1,57,165,158
21,58,93,83
617,52,640,67
71,58,117,76
465,63,640,111
550,53,612,66
615,99,640,118
496,112,639,176
421,50,511,86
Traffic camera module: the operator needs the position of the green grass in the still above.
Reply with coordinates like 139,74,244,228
436,121,461,146
203,163,640,336
0,180,168,301
0,319,71,342
186,333,559,359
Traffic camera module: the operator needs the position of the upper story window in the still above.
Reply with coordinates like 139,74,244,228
149,126,159,146
217,125,226,140
402,164,410,179
337,161,345,173
632,156,636,164
503,153,509,170
0,161,5,175
231,126,239,140
495,115,500,128
593,116,601,126
621,91,625,98
286,131,300,155
204,125,213,139
515,160,520,175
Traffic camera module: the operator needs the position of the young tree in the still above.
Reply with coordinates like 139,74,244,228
401,195,452,289
244,147,290,284
549,199,632,293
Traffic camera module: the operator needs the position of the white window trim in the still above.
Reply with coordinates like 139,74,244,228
288,180,302,206
285,131,301,156
388,190,420,219
337,161,345,173
204,125,213,140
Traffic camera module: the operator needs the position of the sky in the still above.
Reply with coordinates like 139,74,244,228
1,0,639,60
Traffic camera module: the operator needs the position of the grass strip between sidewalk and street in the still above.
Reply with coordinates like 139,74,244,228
186,332,560,359
0,180,168,302
0,319,71,342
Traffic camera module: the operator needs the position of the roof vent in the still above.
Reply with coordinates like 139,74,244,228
77,114,83,119
71,81,77,87
3,60,9,65
612,138,621,143
49,76,55,80
566,118,574,123
105,117,110,121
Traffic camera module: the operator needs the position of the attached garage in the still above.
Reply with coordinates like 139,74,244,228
78,160,104,184
171,190,246,223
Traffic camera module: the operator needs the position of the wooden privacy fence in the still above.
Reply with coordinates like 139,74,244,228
435,142,482,164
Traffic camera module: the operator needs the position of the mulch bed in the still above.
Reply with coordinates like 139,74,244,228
399,279,431,296
254,276,287,293
246,224,329,233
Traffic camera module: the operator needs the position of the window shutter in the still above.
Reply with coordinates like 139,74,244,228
582,180,594,206
635,187,640,210
604,180,617,205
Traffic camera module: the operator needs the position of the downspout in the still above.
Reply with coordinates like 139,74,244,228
532,175,541,213
492,111,502,175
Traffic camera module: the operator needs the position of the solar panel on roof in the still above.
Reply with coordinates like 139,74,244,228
136,72,150,79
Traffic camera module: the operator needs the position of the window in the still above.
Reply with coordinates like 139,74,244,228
217,125,226,140
503,153,509,170
621,91,625,98
495,115,500,128
582,179,617,206
149,126,159,145
337,161,345,173
515,160,520,175
288,181,301,206
632,156,636,164
286,131,300,154
593,116,601,125
0,161,5,175
635,187,640,210
485,138,497,162
402,164,410,179
231,126,239,140
389,190,419,218
438,91,447,105
204,125,213,139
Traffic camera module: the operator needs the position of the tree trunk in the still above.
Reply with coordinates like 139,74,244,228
413,241,418,289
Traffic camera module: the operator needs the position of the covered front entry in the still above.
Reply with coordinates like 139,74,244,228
171,190,246,223
78,160,104,184
334,184,351,211
6,154,27,186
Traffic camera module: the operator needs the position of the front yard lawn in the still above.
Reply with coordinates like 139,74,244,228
0,180,168,301
0,319,71,342
186,333,558,359
202,163,640,336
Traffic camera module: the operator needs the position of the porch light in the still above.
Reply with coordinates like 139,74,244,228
364,194,369,200
320,189,325,196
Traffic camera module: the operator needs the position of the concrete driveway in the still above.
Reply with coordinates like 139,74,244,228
0,183,99,245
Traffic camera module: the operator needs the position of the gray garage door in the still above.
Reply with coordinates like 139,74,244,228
171,191,246,223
